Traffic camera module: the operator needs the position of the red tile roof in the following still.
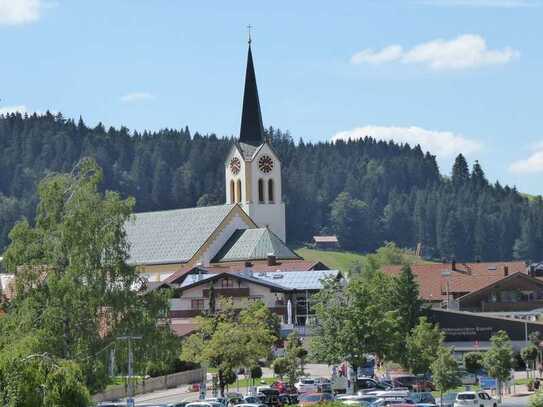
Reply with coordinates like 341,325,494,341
381,261,527,302
170,320,199,337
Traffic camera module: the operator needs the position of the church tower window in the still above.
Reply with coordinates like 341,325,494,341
236,179,242,203
258,179,265,203
268,179,274,203
230,180,235,204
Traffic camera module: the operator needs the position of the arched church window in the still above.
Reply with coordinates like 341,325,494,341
258,179,265,203
236,179,242,203
268,179,274,203
230,180,235,204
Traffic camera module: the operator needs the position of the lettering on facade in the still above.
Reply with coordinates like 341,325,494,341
442,326,493,337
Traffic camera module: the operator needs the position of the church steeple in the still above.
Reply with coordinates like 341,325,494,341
239,41,265,146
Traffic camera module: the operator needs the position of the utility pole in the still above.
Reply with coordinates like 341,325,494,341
117,335,142,407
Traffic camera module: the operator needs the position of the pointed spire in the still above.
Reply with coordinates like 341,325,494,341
239,39,265,146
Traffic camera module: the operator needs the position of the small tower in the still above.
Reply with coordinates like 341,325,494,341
225,39,286,242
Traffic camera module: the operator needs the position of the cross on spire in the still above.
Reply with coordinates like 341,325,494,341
247,24,252,45
239,30,264,146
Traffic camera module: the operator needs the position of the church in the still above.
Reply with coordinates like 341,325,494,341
125,41,329,283
124,40,340,337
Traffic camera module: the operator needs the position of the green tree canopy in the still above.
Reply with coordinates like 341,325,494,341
0,159,178,394
430,345,461,403
405,317,443,374
483,330,514,396
392,264,423,338
464,352,483,374
181,298,277,396
311,272,401,378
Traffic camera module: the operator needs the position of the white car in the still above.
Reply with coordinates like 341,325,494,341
454,391,498,407
294,378,318,393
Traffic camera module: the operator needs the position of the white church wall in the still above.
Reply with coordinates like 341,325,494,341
195,212,253,266
224,147,247,204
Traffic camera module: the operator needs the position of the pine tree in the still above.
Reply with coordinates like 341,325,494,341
451,154,469,189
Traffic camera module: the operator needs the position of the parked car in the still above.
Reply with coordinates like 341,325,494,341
453,391,498,407
337,394,379,405
279,393,298,405
314,377,332,393
233,404,266,407
258,387,282,407
271,381,288,394
295,378,318,393
458,370,478,385
370,398,415,407
392,376,419,390
411,380,435,392
409,392,436,405
299,392,335,406
357,377,391,393
244,395,266,404
187,402,223,407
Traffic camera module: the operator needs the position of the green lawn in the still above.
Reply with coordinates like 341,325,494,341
295,247,367,273
295,246,432,274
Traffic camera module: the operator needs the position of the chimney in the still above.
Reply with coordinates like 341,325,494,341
504,266,509,277
267,253,277,266
196,262,203,281
244,261,253,276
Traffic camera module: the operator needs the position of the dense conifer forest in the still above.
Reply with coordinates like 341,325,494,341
0,112,541,262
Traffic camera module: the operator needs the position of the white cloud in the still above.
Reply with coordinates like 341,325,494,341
351,45,403,65
418,0,539,7
0,105,27,115
0,0,41,26
332,125,483,158
120,92,156,104
509,144,543,174
351,34,519,70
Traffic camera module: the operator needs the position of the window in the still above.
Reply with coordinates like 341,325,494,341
230,180,235,204
268,179,274,202
191,299,204,310
236,179,242,203
221,278,235,288
258,179,265,203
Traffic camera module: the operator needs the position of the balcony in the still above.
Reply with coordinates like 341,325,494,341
479,299,543,312
169,309,203,318
202,287,250,298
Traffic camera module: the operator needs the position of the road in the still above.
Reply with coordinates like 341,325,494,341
131,390,533,406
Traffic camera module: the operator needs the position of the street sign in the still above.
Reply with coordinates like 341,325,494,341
479,376,497,390
199,382,207,400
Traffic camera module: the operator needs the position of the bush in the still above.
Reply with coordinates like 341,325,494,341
250,365,263,379
272,357,289,378
464,352,483,374
530,390,543,407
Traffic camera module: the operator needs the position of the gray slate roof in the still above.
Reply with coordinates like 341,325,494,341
256,269,339,290
213,228,299,263
179,269,339,291
125,204,236,265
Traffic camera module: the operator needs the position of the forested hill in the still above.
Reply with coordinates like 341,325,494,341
0,112,542,262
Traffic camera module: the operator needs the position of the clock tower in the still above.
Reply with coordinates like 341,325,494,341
225,40,286,242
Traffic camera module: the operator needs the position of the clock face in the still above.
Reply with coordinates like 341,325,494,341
230,157,241,175
258,155,274,173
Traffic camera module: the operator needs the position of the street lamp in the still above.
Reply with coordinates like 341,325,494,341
117,335,143,407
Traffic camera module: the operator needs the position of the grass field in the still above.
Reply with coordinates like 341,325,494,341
295,246,431,274
295,247,367,273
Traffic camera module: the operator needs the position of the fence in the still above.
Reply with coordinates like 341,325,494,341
93,368,205,402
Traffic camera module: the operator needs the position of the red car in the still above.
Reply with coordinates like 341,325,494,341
299,392,334,406
271,381,287,394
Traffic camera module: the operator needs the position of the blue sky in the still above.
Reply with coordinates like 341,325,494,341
1,0,543,194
